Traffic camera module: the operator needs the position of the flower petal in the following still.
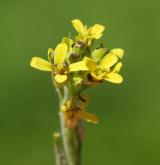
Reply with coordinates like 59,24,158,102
83,56,97,71
76,110,99,124
111,48,124,59
91,73,104,81
71,19,87,35
90,33,103,39
89,24,105,39
112,62,122,73
48,48,54,55
30,57,53,71
105,72,123,83
99,53,118,70
62,37,74,49
69,61,89,72
77,95,89,110
54,74,67,83
54,43,68,64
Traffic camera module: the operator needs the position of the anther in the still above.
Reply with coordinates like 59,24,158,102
71,53,80,59
54,63,58,67
63,62,68,68
75,41,86,49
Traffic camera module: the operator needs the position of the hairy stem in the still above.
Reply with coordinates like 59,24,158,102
60,113,83,165
59,85,83,165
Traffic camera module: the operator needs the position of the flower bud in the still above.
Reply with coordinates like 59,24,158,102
69,52,81,62
91,48,109,63
72,75,84,87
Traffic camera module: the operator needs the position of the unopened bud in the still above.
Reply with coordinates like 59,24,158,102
70,53,80,62
75,41,86,49
72,76,83,87
91,48,109,63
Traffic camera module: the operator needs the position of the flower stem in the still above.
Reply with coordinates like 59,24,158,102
60,112,82,165
53,132,66,165
59,85,83,165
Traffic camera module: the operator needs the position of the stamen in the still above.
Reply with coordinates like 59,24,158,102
71,53,80,59
63,62,68,68
75,41,86,48
54,63,58,67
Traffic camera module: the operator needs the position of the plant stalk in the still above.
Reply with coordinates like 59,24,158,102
59,85,83,165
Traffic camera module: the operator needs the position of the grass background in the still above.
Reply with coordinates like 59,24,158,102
0,0,160,164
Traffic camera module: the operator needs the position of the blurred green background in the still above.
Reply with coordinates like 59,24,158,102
0,0,160,164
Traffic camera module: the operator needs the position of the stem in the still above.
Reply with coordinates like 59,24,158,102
59,85,83,165
53,132,65,165
60,113,81,165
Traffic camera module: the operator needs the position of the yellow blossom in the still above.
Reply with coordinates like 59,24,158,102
71,19,105,45
61,95,98,127
84,48,124,84
30,43,89,84
61,37,74,51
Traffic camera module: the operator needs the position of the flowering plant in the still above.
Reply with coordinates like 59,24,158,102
30,19,124,165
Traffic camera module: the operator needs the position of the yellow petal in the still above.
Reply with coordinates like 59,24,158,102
105,72,123,83
111,48,124,59
62,37,74,49
83,56,97,71
71,19,87,35
30,57,53,71
48,48,54,55
54,74,67,83
54,43,68,64
69,61,89,72
76,110,99,124
99,53,118,70
91,72,104,81
89,24,105,38
112,62,122,73
77,95,89,110
90,33,103,39
87,39,92,46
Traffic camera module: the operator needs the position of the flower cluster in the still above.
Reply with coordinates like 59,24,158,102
30,19,124,127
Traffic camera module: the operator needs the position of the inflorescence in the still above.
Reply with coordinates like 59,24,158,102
30,19,124,127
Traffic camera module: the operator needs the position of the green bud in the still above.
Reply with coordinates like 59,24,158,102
72,41,86,54
69,41,91,63
91,48,109,63
69,52,81,63
72,75,84,87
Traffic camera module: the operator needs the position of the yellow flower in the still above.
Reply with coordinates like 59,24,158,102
71,19,105,45
84,48,124,84
61,95,98,127
61,37,74,51
30,43,89,84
